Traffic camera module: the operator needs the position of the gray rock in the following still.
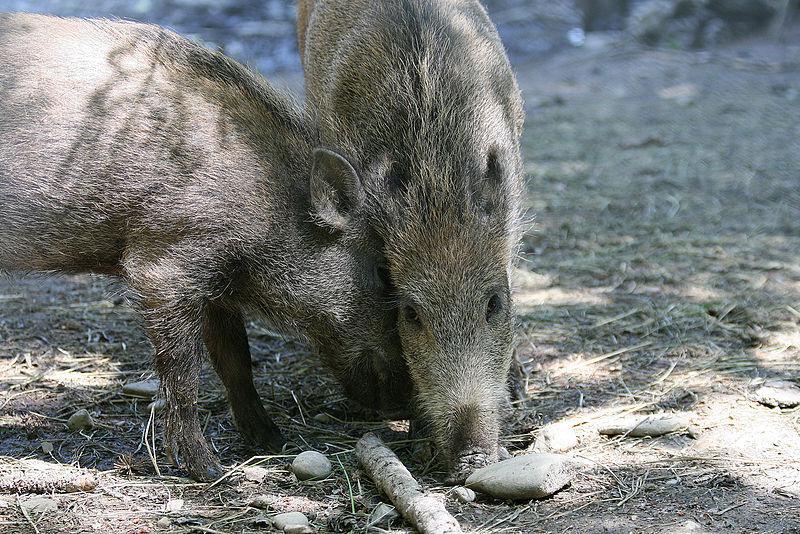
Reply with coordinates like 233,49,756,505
532,422,578,453
19,496,57,514
368,502,399,527
67,409,94,431
598,414,688,437
272,512,309,530
291,451,332,481
452,486,476,503
284,525,313,534
465,453,574,500
753,380,800,408
156,517,171,528
122,379,160,399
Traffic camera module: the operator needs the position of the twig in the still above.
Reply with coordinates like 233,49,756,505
356,433,463,534
336,454,356,515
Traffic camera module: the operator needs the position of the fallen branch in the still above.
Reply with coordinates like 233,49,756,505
355,433,462,534
0,459,97,493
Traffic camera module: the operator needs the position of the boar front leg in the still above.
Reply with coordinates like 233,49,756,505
203,303,285,451
126,255,222,481
141,297,222,481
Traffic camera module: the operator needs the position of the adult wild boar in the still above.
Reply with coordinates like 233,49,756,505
297,0,525,481
0,13,411,480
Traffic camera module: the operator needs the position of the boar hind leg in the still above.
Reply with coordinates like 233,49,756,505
203,303,285,451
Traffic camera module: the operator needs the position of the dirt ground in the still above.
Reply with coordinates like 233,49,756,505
1,24,800,534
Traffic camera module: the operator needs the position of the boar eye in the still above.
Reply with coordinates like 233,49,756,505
374,264,392,290
486,293,503,321
403,305,422,327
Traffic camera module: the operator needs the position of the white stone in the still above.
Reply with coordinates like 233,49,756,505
272,512,309,530
532,422,578,452
753,380,800,408
243,466,268,483
465,454,573,500
291,451,332,481
165,499,183,513
284,525,313,534
452,486,476,503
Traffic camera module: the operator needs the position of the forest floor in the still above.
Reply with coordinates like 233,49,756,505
1,25,799,534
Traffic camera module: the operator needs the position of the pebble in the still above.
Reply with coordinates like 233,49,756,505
465,453,573,500
368,502,399,526
291,451,332,481
19,496,57,514
243,466,268,483
249,494,271,509
598,414,688,437
272,512,309,530
452,486,476,503
156,517,171,528
284,525,313,534
67,409,94,432
165,499,184,513
312,413,331,423
752,380,800,408
122,379,160,399
532,422,578,453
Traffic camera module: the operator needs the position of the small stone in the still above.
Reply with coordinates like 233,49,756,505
156,517,171,528
532,422,578,453
291,451,332,481
165,499,184,513
752,380,800,408
20,496,57,514
243,466,268,483
41,441,53,454
122,379,160,399
497,446,512,461
272,512,309,530
465,453,574,500
452,486,476,503
67,409,94,432
313,413,331,423
249,494,271,509
284,525,313,534
368,502,399,527
598,414,688,437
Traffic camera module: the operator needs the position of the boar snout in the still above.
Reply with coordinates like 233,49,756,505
444,403,501,483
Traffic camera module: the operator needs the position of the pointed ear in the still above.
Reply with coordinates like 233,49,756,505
310,148,364,231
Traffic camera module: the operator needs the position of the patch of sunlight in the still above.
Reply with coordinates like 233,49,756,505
44,369,118,387
515,287,610,310
678,281,725,301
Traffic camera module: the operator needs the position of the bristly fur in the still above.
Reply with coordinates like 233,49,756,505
0,13,413,480
298,0,525,480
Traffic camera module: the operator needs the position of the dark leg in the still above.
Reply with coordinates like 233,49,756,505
203,303,285,451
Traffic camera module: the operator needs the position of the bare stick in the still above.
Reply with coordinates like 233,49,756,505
355,433,463,534
0,459,97,493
